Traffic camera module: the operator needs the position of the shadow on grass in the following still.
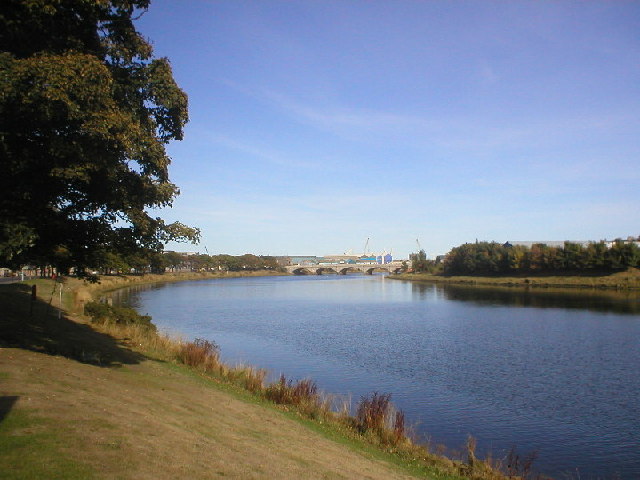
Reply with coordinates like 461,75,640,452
0,283,145,367
0,396,18,423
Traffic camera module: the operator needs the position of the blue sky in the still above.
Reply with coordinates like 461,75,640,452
137,1,640,259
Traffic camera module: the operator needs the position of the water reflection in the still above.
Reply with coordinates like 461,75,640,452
409,282,640,314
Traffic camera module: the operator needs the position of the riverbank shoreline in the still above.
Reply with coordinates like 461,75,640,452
388,268,640,290
66,270,288,313
3,272,520,479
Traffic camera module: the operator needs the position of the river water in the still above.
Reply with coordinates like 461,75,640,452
111,275,640,479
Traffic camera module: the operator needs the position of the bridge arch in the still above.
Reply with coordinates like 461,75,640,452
286,263,400,275
338,267,362,275
315,267,338,275
292,267,312,275
365,266,388,275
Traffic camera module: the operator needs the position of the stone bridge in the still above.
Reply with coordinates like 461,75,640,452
284,263,402,275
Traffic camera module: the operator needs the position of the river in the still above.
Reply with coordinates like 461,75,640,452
110,274,640,479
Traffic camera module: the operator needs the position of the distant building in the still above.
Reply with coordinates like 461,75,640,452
288,256,320,266
285,251,396,266
376,253,393,264
322,254,361,263
356,256,377,265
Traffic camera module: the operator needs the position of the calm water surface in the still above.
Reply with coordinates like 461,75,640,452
112,275,640,479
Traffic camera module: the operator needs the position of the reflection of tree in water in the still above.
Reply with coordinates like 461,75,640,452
410,282,640,314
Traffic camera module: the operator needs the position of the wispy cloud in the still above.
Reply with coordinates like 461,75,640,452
204,133,326,170
259,90,637,154
262,90,436,138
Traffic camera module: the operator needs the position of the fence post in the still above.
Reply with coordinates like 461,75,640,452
30,284,36,317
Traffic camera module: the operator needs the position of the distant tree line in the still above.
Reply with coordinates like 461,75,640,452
95,251,281,276
440,240,640,275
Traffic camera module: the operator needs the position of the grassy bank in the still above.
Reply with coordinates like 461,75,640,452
1,273,541,479
389,268,640,290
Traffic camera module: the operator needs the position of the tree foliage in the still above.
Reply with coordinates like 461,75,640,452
95,251,282,275
409,249,441,274
0,0,199,272
163,253,281,273
443,240,640,275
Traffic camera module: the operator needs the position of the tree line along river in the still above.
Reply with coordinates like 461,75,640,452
110,274,640,479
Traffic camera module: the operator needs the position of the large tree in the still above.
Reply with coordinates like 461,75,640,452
0,0,199,272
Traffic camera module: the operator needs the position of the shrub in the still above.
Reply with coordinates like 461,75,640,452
505,446,539,479
84,301,155,331
354,392,409,446
292,378,318,404
356,391,392,433
84,301,112,322
235,366,266,393
265,375,320,409
177,338,220,371
265,374,292,404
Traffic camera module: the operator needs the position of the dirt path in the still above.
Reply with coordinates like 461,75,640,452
1,347,421,479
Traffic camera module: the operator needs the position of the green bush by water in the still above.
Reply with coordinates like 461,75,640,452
84,301,156,331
